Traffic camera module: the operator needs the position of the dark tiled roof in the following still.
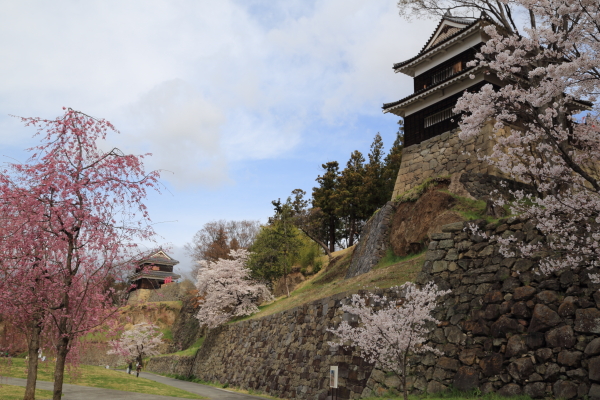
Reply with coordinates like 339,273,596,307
130,270,181,281
140,256,178,266
138,249,179,266
393,17,486,71
382,66,479,111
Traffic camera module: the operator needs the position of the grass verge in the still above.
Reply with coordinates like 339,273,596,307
394,177,451,203
363,389,532,400
155,336,205,358
1,358,205,399
375,248,426,270
0,384,54,400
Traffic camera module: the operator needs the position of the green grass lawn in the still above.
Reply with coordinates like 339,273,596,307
1,358,205,399
0,384,54,400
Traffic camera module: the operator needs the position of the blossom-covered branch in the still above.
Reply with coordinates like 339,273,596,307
195,249,273,328
328,282,450,400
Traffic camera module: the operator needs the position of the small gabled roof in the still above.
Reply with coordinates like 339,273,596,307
393,13,489,74
421,11,475,53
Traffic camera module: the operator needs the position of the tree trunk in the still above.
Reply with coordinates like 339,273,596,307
402,349,409,400
328,215,335,253
52,335,70,400
402,370,408,400
348,218,356,247
24,320,43,400
298,228,332,262
284,273,290,297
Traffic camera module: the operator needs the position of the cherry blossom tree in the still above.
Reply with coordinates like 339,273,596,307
108,322,163,366
195,249,273,328
328,282,450,400
0,108,160,400
398,0,600,277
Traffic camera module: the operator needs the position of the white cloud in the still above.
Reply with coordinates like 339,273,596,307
0,0,436,188
120,79,229,188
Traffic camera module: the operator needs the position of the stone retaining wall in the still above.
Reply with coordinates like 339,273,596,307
147,217,600,400
392,124,497,199
345,201,395,279
409,218,600,399
147,354,196,377
127,281,193,304
191,295,376,400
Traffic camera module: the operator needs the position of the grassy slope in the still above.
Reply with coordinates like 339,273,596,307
242,246,425,321
154,337,206,358
0,385,53,400
1,358,204,399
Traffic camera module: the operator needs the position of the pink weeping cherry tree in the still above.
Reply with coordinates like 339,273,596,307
195,249,273,328
328,282,450,400
0,108,160,400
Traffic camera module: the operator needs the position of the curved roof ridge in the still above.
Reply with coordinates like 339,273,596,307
393,16,490,72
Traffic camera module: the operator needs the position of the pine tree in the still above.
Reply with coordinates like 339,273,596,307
382,120,404,201
364,134,386,215
335,151,367,247
312,161,340,253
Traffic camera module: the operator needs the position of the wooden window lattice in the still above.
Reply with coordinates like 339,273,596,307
424,106,460,128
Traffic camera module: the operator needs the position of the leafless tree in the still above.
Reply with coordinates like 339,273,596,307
185,220,261,277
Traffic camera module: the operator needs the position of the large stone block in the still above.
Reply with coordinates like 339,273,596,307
528,304,561,332
452,366,478,391
575,308,600,333
505,335,527,358
553,380,578,399
480,353,503,377
545,325,575,348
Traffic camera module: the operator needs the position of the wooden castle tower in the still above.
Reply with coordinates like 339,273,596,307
129,250,181,291
383,12,502,198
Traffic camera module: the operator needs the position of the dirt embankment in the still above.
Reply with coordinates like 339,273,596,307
118,301,182,330
390,187,464,256
273,272,306,297
80,301,183,366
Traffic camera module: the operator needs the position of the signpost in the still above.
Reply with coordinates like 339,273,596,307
329,366,338,400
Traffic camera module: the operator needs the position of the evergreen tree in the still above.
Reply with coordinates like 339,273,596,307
248,199,302,297
312,161,340,253
364,133,386,215
382,120,404,201
335,150,367,247
288,189,333,261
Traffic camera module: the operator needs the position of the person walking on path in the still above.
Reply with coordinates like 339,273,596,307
136,362,142,378
127,362,133,374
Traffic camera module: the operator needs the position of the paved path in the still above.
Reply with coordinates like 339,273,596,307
136,371,266,400
1,373,263,400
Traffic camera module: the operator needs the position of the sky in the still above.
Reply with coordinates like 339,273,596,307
0,0,438,277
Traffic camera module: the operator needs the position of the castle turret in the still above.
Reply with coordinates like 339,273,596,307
384,13,503,197
129,250,181,291
384,13,502,146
